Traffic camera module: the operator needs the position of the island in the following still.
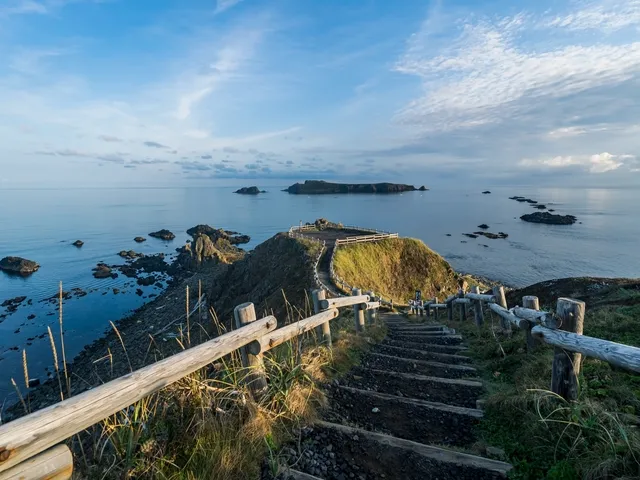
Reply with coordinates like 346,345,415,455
0,256,40,275
149,229,176,241
285,180,421,194
234,186,266,194
520,212,577,225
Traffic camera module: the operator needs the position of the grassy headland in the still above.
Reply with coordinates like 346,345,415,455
332,237,460,303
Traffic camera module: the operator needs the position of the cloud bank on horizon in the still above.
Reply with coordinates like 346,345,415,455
0,0,639,185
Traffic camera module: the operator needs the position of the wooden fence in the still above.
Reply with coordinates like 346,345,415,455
411,286,640,401
0,290,380,479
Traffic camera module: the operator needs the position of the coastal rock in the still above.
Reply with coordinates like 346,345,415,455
119,266,138,278
137,276,157,286
186,224,250,245
418,185,429,191
477,224,489,229
482,191,491,194
234,186,265,194
463,233,478,239
119,250,144,260
130,254,169,273
0,257,40,275
72,240,84,247
27,314,36,320
134,237,146,243
520,212,577,225
92,263,113,279
149,229,175,241
285,180,418,194
2,296,27,307
474,231,508,239
533,204,547,210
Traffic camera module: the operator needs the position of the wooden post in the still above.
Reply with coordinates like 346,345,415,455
492,286,510,333
523,296,540,352
366,291,376,325
447,299,453,322
434,297,439,321
234,303,267,395
551,298,585,401
352,288,365,332
471,286,484,327
458,290,466,321
0,445,73,480
311,289,331,347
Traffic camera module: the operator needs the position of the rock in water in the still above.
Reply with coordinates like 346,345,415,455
134,237,146,243
234,186,265,194
285,180,418,194
482,191,491,194
149,229,175,240
0,257,40,275
92,263,113,279
72,240,84,247
477,224,489,229
520,212,577,225
418,185,429,191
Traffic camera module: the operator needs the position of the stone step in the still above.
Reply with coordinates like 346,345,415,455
372,343,472,365
383,339,467,353
361,352,477,379
312,421,512,479
386,333,463,345
325,385,480,447
344,368,483,408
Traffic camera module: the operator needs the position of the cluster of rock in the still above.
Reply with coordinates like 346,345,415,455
93,263,118,279
521,212,577,225
234,186,266,194
177,225,248,270
463,229,508,240
149,229,175,241
285,180,427,194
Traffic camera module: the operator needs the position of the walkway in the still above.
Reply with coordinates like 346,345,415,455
283,313,512,479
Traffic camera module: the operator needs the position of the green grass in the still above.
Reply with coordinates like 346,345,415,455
448,289,640,480
333,238,460,303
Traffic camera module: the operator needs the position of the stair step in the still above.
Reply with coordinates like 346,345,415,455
372,343,472,365
386,334,463,345
345,368,483,408
315,421,512,479
383,339,467,353
326,385,479,447
361,353,477,379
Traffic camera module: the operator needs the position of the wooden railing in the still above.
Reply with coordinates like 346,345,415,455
0,290,380,479
411,286,640,401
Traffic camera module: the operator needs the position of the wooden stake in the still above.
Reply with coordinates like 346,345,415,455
185,286,190,347
471,286,484,327
311,289,331,347
551,298,585,401
492,286,510,333
234,302,268,395
352,288,365,332
522,296,540,352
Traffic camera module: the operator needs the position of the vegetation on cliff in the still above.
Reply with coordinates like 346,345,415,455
332,237,460,303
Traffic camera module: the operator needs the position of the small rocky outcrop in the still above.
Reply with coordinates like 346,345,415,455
2,296,26,307
482,191,491,194
118,250,144,260
474,231,508,239
463,233,478,239
93,263,115,279
521,212,577,225
186,225,250,245
137,276,157,286
130,254,169,273
234,186,265,194
0,257,40,275
134,237,146,243
149,229,175,241
72,240,84,247
477,224,489,229
532,204,547,210
418,186,429,191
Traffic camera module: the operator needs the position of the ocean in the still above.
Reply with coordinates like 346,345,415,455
0,185,639,401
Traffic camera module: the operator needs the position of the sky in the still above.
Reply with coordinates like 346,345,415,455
1,0,639,187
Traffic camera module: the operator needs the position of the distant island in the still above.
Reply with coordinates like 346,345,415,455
284,180,427,194
234,186,266,195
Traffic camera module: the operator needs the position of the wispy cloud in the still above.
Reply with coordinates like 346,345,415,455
520,152,636,173
99,135,123,142
214,0,242,15
143,141,170,148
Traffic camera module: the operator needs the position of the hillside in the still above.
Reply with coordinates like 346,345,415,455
332,237,460,303
210,233,322,324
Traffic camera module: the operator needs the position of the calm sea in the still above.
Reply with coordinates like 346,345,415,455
0,185,638,400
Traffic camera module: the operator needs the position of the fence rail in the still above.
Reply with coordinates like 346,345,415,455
0,281,381,479
408,286,640,401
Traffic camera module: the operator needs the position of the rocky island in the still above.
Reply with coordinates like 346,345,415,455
0,256,40,275
521,212,577,225
234,186,265,194
149,229,176,241
285,180,423,194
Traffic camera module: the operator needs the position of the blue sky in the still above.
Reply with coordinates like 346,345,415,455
1,0,639,187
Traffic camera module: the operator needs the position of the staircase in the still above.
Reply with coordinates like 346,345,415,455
282,312,512,479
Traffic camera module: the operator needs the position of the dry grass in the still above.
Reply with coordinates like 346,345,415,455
333,238,459,303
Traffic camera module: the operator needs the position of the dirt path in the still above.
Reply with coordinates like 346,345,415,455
279,312,513,479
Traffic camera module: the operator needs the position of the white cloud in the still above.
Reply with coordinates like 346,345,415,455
520,152,637,173
214,0,243,15
546,0,640,33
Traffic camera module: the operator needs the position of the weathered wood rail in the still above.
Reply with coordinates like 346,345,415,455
409,285,640,402
0,287,380,479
